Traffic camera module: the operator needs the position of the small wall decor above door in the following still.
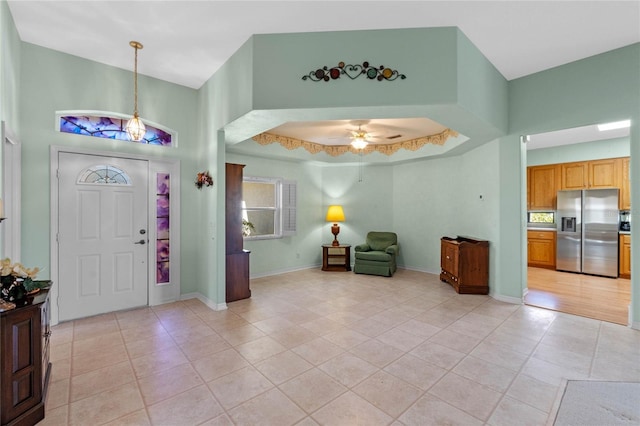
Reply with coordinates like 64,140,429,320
302,61,406,82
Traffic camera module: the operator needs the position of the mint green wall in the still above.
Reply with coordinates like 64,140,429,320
392,156,459,273
10,18,637,324
224,28,507,152
497,134,524,300
527,137,630,166
18,43,200,291
0,0,20,134
0,1,21,260
225,153,324,276
456,31,508,136
253,28,458,110
221,151,397,278
203,27,509,307
321,163,394,255
510,43,640,324
510,45,639,135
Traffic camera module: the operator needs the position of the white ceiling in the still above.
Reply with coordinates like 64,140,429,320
266,118,448,146
527,123,631,151
7,1,639,90
6,1,639,159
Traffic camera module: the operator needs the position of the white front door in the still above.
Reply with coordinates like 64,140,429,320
58,152,149,321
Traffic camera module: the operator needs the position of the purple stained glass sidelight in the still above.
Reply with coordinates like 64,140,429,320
156,172,171,285
157,173,170,195
157,240,170,262
157,195,169,217
157,261,170,283
157,217,169,239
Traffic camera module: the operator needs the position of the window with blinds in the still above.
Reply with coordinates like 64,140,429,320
242,176,296,239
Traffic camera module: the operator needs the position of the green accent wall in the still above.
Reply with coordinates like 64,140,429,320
0,0,21,260
527,137,630,166
510,43,640,324
16,43,200,293
2,12,638,326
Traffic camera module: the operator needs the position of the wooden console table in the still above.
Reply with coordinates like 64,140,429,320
440,236,489,294
0,289,51,426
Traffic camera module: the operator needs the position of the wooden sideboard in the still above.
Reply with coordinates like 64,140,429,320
0,289,51,426
440,236,489,294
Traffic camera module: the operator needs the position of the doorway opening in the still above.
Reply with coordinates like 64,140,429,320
524,121,631,325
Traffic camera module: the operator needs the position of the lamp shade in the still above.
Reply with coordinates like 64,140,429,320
326,205,345,222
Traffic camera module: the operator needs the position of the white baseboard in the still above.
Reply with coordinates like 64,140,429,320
180,292,227,311
399,265,441,275
250,264,320,279
490,293,524,305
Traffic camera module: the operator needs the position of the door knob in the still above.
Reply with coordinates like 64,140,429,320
134,239,146,245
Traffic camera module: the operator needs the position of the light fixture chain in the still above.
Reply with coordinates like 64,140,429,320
133,43,139,115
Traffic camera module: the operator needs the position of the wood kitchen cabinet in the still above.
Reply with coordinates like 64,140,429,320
619,234,631,279
528,164,560,209
440,236,489,294
589,158,619,189
620,157,631,210
527,230,556,269
560,158,620,190
561,161,588,190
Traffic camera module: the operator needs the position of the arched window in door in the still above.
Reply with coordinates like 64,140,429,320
78,165,132,185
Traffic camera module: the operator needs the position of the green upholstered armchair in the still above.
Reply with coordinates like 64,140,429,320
353,231,398,277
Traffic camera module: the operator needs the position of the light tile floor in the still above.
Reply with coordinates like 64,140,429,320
40,268,640,425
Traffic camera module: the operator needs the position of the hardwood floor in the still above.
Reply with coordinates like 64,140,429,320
525,267,631,325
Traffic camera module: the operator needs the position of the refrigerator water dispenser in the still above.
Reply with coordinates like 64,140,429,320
561,217,576,232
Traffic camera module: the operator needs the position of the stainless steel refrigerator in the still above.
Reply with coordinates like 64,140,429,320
556,189,619,278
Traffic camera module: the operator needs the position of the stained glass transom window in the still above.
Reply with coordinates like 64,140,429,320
60,115,173,146
78,165,132,185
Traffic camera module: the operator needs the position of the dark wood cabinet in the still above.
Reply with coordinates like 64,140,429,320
440,236,489,294
1,290,51,426
226,163,251,303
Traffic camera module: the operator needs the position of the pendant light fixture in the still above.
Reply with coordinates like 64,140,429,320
125,41,146,142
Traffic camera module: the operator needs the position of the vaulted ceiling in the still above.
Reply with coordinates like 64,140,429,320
7,1,638,163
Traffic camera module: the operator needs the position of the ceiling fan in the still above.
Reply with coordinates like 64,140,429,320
350,125,371,149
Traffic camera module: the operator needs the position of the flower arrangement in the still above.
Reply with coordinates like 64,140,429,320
1,258,41,304
195,171,214,189
242,218,255,237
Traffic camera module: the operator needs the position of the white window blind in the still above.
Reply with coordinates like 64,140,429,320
282,180,297,236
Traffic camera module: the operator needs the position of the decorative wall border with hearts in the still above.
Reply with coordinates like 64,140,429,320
302,61,406,82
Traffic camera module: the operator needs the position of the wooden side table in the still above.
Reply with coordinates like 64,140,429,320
322,244,351,271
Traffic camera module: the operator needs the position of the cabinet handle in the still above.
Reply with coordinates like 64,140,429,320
446,256,450,259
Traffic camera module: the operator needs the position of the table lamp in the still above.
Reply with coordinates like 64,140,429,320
326,205,345,246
